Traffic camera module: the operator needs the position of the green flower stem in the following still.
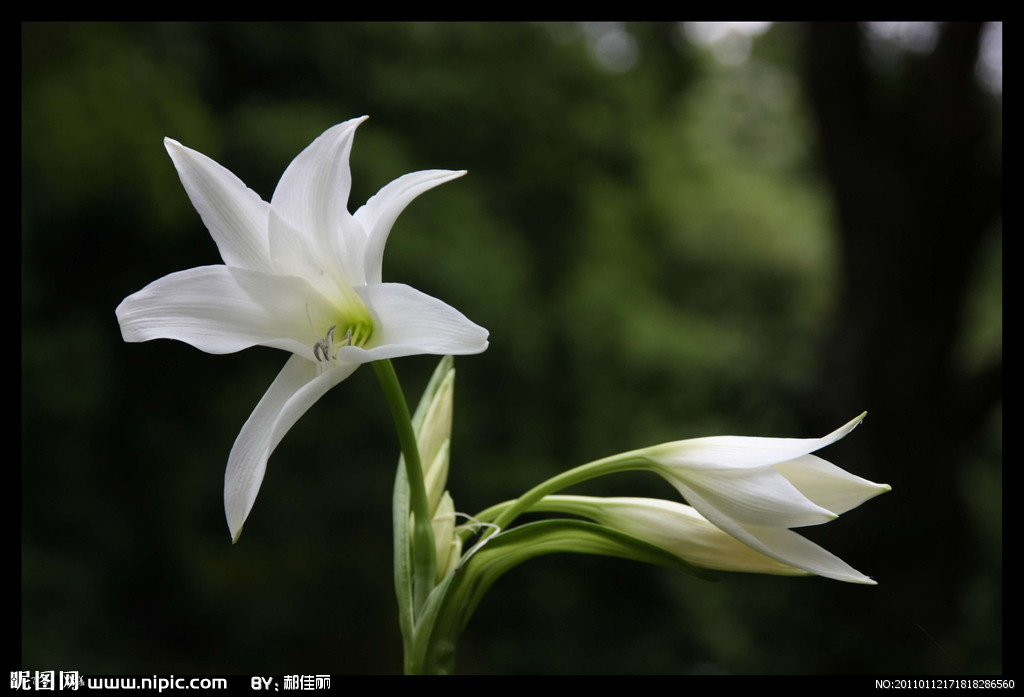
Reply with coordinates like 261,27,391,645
373,359,436,616
476,453,653,537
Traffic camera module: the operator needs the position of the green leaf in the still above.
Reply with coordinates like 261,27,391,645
392,453,414,661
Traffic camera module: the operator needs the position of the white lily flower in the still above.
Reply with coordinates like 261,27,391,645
536,495,810,576
639,413,890,584
116,118,488,541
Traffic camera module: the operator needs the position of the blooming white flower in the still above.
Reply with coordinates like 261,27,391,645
638,413,890,583
116,118,488,541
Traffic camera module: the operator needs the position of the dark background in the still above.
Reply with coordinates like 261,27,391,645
22,22,1001,675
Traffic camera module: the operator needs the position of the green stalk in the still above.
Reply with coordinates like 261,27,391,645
482,454,652,533
373,359,436,616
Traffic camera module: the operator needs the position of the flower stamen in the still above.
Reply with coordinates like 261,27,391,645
312,324,337,372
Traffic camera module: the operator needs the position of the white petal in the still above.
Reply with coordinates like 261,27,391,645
741,526,877,584
225,354,357,541
270,118,368,284
660,481,875,583
664,469,837,529
266,206,338,299
116,265,337,357
558,496,808,576
668,479,784,558
341,283,488,360
772,454,892,515
164,138,272,272
646,413,866,471
355,169,467,284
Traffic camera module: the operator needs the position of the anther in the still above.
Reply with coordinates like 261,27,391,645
312,324,338,370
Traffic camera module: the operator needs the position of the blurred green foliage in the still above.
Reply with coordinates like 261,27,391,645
22,22,1001,674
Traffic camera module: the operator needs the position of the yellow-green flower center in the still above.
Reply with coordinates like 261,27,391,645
342,319,374,348
310,295,375,370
